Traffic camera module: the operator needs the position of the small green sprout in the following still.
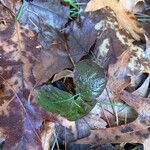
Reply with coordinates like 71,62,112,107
16,2,24,22
64,0,80,18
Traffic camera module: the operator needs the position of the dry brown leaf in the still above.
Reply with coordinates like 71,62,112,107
108,50,131,95
85,0,144,40
92,8,150,74
41,122,55,150
51,69,73,83
128,45,150,74
76,91,150,150
119,0,145,13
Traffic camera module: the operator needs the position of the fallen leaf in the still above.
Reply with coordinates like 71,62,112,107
75,91,150,150
41,122,55,150
85,0,144,40
0,4,15,41
67,12,98,62
90,7,150,74
18,0,69,49
119,0,145,13
108,50,131,95
0,0,18,12
74,59,106,99
91,7,134,68
51,69,73,83
132,75,150,97
128,44,150,74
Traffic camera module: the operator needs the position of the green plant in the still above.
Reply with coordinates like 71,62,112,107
64,0,80,18
38,59,107,121
16,2,24,22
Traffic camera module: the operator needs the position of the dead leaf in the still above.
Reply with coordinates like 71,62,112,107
51,69,73,83
128,44,150,74
0,0,18,12
41,122,55,150
145,35,150,59
119,0,145,13
91,7,150,74
85,0,144,40
92,8,132,68
16,0,69,49
108,50,131,95
67,12,98,62
132,75,150,97
75,91,150,150
0,4,15,41
0,18,67,150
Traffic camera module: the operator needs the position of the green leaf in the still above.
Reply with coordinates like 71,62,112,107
38,85,93,121
38,59,107,121
74,59,106,99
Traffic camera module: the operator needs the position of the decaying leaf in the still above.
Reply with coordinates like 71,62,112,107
51,69,73,83
76,91,150,150
0,4,15,41
41,122,55,150
67,12,98,62
17,0,69,49
108,50,131,95
91,7,150,74
0,2,89,148
133,75,150,97
85,0,144,40
0,0,17,12
119,0,145,13
128,44,150,74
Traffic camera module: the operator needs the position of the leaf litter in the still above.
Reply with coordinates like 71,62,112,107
0,0,150,149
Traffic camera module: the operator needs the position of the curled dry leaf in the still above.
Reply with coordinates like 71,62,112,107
119,0,145,13
41,122,55,150
85,0,144,40
132,75,150,97
51,69,73,83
